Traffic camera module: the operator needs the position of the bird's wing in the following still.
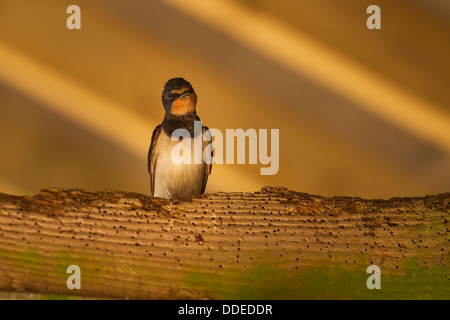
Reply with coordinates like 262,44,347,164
148,124,162,196
201,126,213,194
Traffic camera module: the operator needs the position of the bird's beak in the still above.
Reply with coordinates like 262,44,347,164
176,91,197,106
178,91,194,99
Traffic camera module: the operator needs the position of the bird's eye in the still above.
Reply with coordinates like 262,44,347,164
168,94,176,101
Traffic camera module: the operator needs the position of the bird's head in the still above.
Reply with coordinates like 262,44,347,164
162,77,198,117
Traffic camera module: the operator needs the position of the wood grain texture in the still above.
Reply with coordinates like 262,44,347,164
0,187,448,299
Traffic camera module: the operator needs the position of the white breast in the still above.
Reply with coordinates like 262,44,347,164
153,131,206,199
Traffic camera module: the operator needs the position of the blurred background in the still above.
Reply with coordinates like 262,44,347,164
0,0,449,198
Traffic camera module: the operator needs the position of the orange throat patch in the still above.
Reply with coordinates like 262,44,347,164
171,94,197,115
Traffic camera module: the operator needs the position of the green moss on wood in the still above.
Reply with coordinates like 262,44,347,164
184,256,449,300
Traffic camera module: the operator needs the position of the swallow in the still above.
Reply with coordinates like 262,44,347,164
148,77,212,199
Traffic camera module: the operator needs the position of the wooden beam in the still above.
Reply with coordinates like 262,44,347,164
0,187,448,299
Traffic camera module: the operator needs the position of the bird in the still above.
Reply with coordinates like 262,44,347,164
147,77,212,199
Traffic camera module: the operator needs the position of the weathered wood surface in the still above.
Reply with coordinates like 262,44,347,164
0,187,448,299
